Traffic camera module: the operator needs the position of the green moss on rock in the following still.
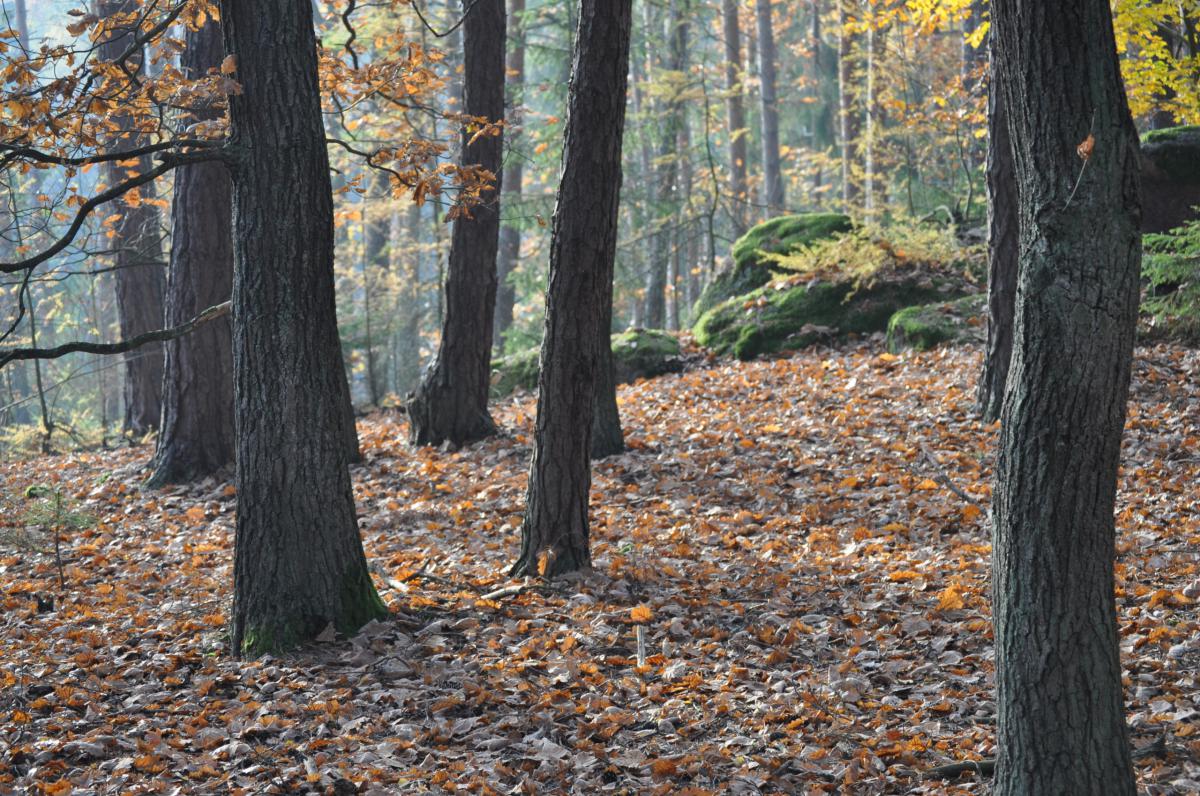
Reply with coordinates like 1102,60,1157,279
693,213,853,318
1141,125,1200,184
490,329,682,396
886,293,985,353
695,274,967,361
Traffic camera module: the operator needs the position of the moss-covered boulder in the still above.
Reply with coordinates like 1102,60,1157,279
1140,125,1200,234
694,271,969,361
886,293,985,353
491,329,682,396
693,213,853,318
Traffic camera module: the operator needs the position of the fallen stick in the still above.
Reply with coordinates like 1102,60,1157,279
918,443,981,507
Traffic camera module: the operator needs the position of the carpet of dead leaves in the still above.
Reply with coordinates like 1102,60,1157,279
2,339,1200,795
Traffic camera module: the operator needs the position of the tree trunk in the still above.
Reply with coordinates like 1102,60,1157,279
512,0,631,577
975,49,1018,423
222,0,386,657
364,166,391,406
148,15,235,487
756,0,784,215
837,0,861,209
395,199,424,396
722,0,749,235
643,0,685,330
990,0,1141,792
862,1,879,213
406,0,505,448
96,0,166,436
494,0,526,353
12,0,27,49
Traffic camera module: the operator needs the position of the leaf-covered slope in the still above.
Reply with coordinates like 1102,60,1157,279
1,343,1198,793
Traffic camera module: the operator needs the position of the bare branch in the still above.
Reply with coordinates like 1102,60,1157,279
0,301,230,369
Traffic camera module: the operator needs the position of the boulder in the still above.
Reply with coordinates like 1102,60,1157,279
490,329,682,396
692,213,853,318
1140,125,1200,234
886,293,986,353
694,268,969,361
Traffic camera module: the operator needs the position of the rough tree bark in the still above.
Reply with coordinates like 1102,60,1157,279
990,0,1141,792
512,0,631,576
756,0,784,214
222,0,386,657
148,15,234,487
974,41,1018,423
494,0,525,352
407,0,505,448
837,0,862,209
722,0,749,235
96,0,166,436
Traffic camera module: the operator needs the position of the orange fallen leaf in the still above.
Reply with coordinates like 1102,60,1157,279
630,604,652,623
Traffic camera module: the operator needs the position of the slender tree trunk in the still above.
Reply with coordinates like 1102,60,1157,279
96,0,166,436
148,15,234,486
975,48,1018,423
862,1,878,213
396,198,424,396
722,0,749,234
756,0,784,214
364,167,391,406
643,0,685,330
407,0,505,448
222,0,386,657
837,0,861,209
990,0,1141,792
494,0,526,353
512,0,631,576
12,0,27,49
961,0,988,218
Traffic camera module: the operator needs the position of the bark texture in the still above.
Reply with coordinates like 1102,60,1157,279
407,0,505,447
755,0,784,214
837,0,861,208
990,0,1141,792
494,0,525,351
148,16,234,486
721,0,749,234
222,0,385,657
975,42,1018,423
513,0,631,577
96,0,166,436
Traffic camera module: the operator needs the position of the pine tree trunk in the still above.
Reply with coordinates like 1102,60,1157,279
862,1,879,213
722,0,749,235
148,15,234,486
407,0,505,448
364,167,391,406
494,0,526,353
756,0,784,214
396,199,423,396
512,0,631,577
222,0,386,657
837,0,861,209
975,48,1018,423
96,0,166,436
990,0,1141,791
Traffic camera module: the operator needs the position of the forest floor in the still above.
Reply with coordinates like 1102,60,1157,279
2,339,1200,795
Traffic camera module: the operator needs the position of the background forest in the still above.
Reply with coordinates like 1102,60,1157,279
2,0,1195,452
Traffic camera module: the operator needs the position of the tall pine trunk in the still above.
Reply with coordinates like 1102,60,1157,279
222,0,385,657
494,0,526,353
407,0,506,447
721,0,749,235
148,15,235,486
512,0,631,577
990,0,1141,791
96,0,166,436
364,167,392,406
837,0,861,209
756,0,784,214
